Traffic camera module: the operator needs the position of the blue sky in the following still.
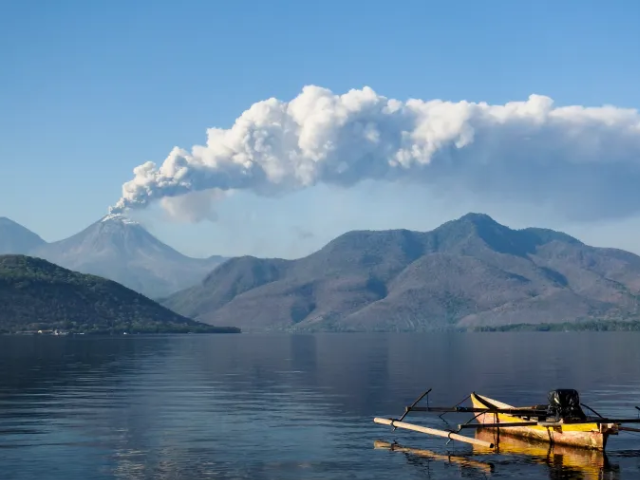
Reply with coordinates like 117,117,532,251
2,0,640,258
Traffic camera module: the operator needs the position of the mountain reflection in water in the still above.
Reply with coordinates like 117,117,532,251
1,333,640,479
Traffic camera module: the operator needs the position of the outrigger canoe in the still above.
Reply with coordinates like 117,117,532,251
470,392,617,450
374,388,640,451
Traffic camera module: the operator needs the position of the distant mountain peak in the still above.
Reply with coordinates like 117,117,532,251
100,213,140,226
29,212,227,298
457,212,500,225
0,216,25,227
0,216,46,255
435,212,505,237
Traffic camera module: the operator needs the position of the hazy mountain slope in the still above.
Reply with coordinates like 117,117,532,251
340,253,551,330
165,256,292,319
31,214,226,298
0,217,46,254
162,213,640,331
0,255,239,334
163,229,433,329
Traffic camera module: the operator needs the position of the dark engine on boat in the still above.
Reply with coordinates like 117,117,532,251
547,389,587,421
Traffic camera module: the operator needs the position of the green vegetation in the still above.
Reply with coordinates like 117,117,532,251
474,320,640,332
0,255,240,335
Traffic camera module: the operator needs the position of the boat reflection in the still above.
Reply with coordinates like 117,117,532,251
374,430,623,479
473,428,620,479
374,439,494,475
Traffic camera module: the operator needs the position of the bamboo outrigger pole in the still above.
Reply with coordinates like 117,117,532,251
373,417,495,449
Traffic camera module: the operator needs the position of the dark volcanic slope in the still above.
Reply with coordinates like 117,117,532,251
0,255,238,334
31,214,225,298
163,213,640,331
0,217,46,254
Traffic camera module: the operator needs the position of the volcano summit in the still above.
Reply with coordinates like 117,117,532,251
28,214,225,298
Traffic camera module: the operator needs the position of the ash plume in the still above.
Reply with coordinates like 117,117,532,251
110,85,640,222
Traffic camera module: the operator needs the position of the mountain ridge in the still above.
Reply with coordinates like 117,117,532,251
162,213,640,332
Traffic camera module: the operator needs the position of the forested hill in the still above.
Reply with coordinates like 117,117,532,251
163,213,640,332
0,255,240,334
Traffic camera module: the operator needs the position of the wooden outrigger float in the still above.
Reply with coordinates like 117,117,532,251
374,388,640,451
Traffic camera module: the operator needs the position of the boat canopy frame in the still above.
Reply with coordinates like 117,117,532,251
398,388,640,425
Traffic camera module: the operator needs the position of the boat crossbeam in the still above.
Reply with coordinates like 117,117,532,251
408,406,548,416
457,422,538,429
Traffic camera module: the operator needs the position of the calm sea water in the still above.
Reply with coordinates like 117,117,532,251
1,333,640,479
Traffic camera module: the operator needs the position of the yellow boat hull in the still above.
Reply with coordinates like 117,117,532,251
470,393,618,450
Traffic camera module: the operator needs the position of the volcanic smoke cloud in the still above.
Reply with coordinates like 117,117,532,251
111,85,640,222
